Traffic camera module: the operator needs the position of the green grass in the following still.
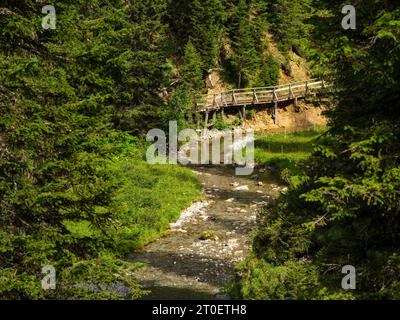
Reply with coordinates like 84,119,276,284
255,129,325,179
108,159,202,254
63,137,202,256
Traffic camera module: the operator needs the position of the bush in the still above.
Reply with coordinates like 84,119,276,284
231,256,322,300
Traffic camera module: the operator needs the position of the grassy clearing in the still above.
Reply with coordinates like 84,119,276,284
109,159,201,254
255,129,325,179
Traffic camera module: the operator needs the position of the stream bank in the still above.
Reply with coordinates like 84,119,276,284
128,165,285,300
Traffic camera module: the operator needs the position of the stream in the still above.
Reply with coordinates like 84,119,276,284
128,164,285,300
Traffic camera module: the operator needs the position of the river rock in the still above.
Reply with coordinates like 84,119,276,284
175,228,187,233
233,185,249,191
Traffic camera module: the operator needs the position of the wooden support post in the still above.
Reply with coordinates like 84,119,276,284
294,97,300,112
212,94,217,109
221,108,224,119
273,87,278,103
305,80,311,96
232,90,237,105
238,108,243,120
205,112,209,127
213,110,217,122
272,87,278,124
243,105,246,120
253,89,258,104
221,93,227,107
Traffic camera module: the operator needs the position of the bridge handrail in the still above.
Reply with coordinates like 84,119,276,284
195,79,324,102
194,79,332,112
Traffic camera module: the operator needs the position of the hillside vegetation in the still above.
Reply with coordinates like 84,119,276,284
1,0,399,300
231,1,400,300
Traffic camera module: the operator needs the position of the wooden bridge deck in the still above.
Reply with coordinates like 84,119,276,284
195,79,328,113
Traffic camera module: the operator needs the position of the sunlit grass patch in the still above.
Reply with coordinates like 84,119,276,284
108,159,202,254
255,129,325,178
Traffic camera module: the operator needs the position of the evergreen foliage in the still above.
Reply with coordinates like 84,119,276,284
232,1,400,300
0,0,198,299
181,40,204,92
1,0,398,301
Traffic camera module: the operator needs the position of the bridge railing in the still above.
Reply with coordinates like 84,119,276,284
195,79,328,112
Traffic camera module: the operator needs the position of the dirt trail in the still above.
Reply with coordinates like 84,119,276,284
129,166,284,300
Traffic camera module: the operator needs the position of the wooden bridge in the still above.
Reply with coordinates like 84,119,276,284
195,79,329,126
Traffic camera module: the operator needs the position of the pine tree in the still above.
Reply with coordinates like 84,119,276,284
0,0,171,299
256,54,280,87
181,40,204,91
231,0,260,88
268,0,313,53
233,1,400,300
168,0,225,70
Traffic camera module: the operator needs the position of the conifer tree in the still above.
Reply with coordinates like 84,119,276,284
256,54,280,87
168,0,225,70
181,40,204,91
267,0,313,53
0,0,170,299
233,1,400,300
231,0,260,87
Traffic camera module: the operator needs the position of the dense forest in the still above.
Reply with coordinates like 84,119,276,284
1,0,399,300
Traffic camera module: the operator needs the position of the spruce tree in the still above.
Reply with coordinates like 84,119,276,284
168,0,225,70
268,0,313,53
231,0,260,88
233,1,400,300
0,0,171,299
181,40,204,91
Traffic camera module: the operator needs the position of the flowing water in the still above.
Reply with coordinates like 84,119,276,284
128,164,284,300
